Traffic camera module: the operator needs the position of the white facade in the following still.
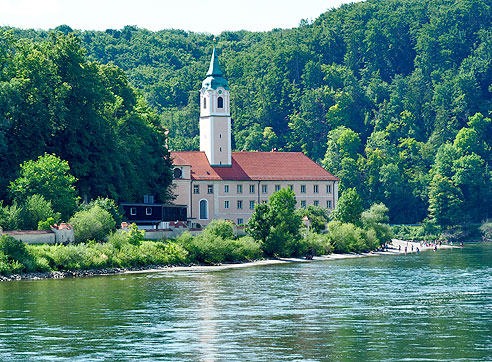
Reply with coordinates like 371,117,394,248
199,86,232,166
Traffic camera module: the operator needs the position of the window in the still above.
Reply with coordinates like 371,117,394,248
146,207,152,215
249,184,255,194
300,185,306,193
144,194,154,204
313,185,319,193
203,97,206,109
326,184,332,193
237,200,243,209
208,185,214,194
237,184,243,194
219,133,222,139
173,168,182,179
327,200,332,208
130,207,136,216
262,184,268,194
224,200,230,209
300,200,306,208
199,199,208,220
249,200,255,209
288,185,294,191
314,200,319,207
237,218,243,225
219,147,222,152
275,185,281,192
193,185,200,194
224,184,229,193
217,96,224,108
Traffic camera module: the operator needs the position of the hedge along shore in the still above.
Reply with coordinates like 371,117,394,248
0,239,457,282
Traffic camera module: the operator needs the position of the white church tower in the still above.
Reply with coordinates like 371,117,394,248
200,47,232,166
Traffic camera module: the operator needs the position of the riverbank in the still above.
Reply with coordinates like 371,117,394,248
0,239,457,281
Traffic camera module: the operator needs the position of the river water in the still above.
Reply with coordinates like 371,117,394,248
0,243,491,361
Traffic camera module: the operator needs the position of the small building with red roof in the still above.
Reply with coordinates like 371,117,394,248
171,48,339,226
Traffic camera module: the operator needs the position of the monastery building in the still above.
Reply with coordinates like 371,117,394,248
171,48,339,226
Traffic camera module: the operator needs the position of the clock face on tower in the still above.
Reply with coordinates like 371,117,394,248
173,168,182,179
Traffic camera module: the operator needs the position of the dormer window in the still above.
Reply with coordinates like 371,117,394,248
203,97,207,109
217,96,223,108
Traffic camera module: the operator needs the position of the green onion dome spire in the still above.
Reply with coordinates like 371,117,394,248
202,46,229,90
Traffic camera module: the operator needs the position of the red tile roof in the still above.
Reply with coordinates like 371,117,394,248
171,151,339,181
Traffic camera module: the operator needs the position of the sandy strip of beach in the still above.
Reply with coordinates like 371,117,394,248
124,239,457,275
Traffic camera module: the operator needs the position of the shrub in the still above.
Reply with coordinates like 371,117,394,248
0,202,22,231
0,235,29,262
326,221,370,253
69,205,116,242
79,197,123,226
202,219,235,239
125,223,145,246
361,203,394,246
107,230,130,250
19,194,61,230
0,235,39,273
176,232,262,265
38,217,56,231
479,220,492,241
296,232,332,257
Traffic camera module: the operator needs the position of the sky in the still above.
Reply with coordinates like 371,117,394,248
0,0,361,34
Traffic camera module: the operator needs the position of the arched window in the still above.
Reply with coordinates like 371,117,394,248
199,199,208,220
217,96,224,109
203,97,207,109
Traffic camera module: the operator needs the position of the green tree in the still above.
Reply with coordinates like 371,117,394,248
247,188,301,257
297,205,330,233
246,203,271,245
428,174,464,229
361,203,394,246
9,153,78,220
331,188,363,225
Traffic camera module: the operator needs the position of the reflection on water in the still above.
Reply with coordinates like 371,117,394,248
0,244,491,361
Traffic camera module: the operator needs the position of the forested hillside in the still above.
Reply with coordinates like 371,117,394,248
2,0,492,226
0,32,173,206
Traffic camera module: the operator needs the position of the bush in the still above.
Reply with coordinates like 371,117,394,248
69,205,116,242
0,235,38,273
326,221,371,253
107,230,130,250
125,223,145,246
79,197,123,226
202,219,235,239
296,232,332,257
176,231,262,265
19,194,61,230
391,224,440,241
479,220,492,241
0,202,22,231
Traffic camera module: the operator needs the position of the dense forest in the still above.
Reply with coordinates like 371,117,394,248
2,0,492,227
0,32,173,207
